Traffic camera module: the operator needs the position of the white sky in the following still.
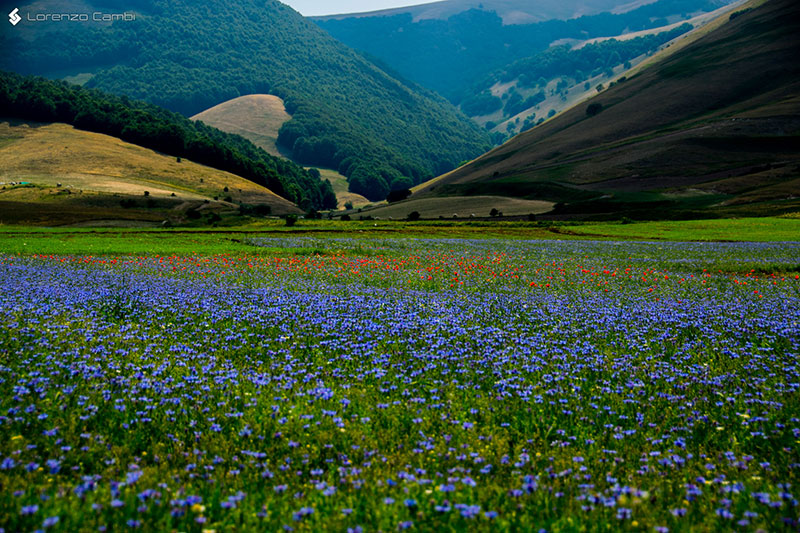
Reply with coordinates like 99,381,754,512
281,0,431,16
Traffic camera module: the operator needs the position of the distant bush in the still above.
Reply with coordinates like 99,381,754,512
239,204,272,217
340,214,351,221
730,8,753,20
586,103,604,117
407,211,421,222
386,189,412,203
285,215,298,227
504,91,545,117
461,91,503,117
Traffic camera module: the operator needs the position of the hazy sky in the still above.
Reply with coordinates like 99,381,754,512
281,1,429,16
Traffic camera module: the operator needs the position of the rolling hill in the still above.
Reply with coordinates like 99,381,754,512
190,96,367,209
0,71,336,210
0,0,490,199
191,95,291,158
410,0,800,220
0,119,301,226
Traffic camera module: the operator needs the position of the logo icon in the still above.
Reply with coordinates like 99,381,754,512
9,8,21,25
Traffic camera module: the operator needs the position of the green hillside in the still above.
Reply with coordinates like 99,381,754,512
0,0,490,200
316,0,732,104
0,71,336,210
412,0,800,220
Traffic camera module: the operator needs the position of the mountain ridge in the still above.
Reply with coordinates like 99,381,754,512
410,0,800,219
316,0,641,25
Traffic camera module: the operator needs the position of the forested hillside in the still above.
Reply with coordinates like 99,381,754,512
463,25,692,116
0,0,490,201
0,71,336,210
317,0,732,103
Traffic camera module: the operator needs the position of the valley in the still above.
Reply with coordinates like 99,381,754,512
0,1,798,532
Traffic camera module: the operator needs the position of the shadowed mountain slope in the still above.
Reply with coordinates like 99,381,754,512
412,0,800,219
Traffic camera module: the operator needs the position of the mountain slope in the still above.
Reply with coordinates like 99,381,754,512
0,120,301,226
316,0,733,102
412,0,800,219
1,0,490,192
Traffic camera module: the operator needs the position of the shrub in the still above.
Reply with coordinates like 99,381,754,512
586,103,603,117
387,189,412,203
407,211,421,221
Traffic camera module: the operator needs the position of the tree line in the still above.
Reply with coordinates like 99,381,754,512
0,71,336,210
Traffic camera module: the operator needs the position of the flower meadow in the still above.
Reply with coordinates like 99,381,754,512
0,237,799,532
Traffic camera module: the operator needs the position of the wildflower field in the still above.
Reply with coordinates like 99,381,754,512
0,235,798,532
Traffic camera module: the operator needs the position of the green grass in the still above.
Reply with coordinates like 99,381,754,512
0,216,797,256
567,217,800,242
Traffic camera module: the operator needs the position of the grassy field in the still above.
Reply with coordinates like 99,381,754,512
0,216,797,256
0,119,301,226
363,195,554,220
0,232,798,532
564,216,800,242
